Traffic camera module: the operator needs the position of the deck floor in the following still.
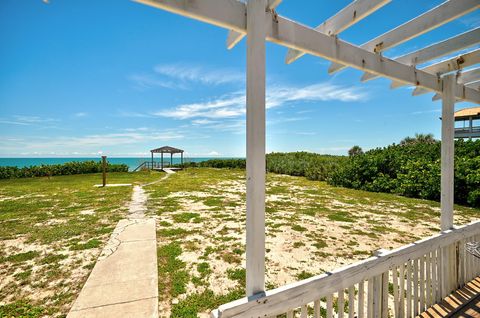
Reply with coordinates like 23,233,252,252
419,277,480,318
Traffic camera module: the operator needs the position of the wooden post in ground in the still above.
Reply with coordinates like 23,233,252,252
246,0,266,297
102,156,107,187
181,152,184,168
441,73,455,232
151,151,154,168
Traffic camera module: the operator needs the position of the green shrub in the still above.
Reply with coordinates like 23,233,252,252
329,139,480,208
0,160,128,179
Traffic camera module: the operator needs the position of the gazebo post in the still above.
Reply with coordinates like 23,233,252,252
170,153,173,167
161,151,164,169
151,151,154,168
181,152,184,168
245,0,266,297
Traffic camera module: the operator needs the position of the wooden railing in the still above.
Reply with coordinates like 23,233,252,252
132,161,171,171
212,220,480,318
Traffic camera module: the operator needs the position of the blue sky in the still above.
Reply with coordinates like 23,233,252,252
0,0,478,157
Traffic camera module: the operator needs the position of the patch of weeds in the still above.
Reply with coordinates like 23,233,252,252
226,268,246,287
159,221,172,227
172,212,200,223
232,248,243,255
327,211,355,222
157,242,189,299
40,253,67,264
1,251,40,263
293,242,305,248
157,227,190,238
70,239,101,250
197,262,211,278
0,301,44,318
313,239,328,249
291,224,307,232
220,251,241,264
350,229,378,238
171,288,244,318
296,270,315,280
14,270,32,280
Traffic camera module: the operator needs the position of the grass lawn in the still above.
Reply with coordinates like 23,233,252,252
1,168,478,317
0,171,162,317
145,168,479,317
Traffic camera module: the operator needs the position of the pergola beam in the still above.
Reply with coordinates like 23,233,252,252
226,0,281,50
392,48,480,89
329,0,480,74
413,67,480,96
362,27,480,82
285,0,391,64
432,80,480,101
135,0,480,103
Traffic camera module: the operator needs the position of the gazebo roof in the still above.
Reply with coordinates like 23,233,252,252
150,146,184,154
454,106,480,120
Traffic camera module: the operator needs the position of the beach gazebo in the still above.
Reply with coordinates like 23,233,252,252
454,106,480,139
150,146,184,169
136,0,480,317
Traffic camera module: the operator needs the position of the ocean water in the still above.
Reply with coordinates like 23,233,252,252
0,157,223,171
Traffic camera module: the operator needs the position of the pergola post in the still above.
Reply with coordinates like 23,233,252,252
245,0,266,297
441,73,456,232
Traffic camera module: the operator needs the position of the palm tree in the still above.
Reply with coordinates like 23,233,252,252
400,133,436,146
348,145,363,157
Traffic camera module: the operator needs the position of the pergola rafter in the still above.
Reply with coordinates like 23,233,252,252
132,0,480,316
414,67,480,96
361,27,480,82
328,0,480,74
135,0,480,103
285,0,391,64
391,48,480,89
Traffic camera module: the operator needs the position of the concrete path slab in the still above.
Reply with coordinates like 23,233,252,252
68,185,158,318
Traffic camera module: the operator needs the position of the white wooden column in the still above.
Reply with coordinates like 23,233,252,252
246,0,266,296
440,73,456,231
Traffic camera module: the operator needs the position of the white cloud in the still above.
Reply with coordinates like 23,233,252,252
155,82,367,120
74,112,88,117
207,151,220,156
0,115,58,126
154,63,243,86
129,73,184,90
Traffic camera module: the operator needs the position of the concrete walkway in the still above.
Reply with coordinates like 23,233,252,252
68,186,158,318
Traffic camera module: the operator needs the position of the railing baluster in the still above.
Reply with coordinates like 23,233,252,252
348,286,355,318
381,271,388,318
406,260,412,318
338,290,345,318
425,252,432,308
433,248,440,303
358,281,365,318
301,304,308,318
420,255,425,312
368,278,374,318
399,263,405,318
413,259,419,316
287,310,294,318
458,239,465,288
327,294,334,318
392,266,399,318
314,299,321,318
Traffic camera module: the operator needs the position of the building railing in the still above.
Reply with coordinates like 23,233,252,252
455,126,480,133
212,220,480,318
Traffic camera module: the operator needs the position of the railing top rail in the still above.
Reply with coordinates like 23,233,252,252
213,220,480,318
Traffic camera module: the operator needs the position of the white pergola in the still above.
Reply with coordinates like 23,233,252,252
135,1,480,317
